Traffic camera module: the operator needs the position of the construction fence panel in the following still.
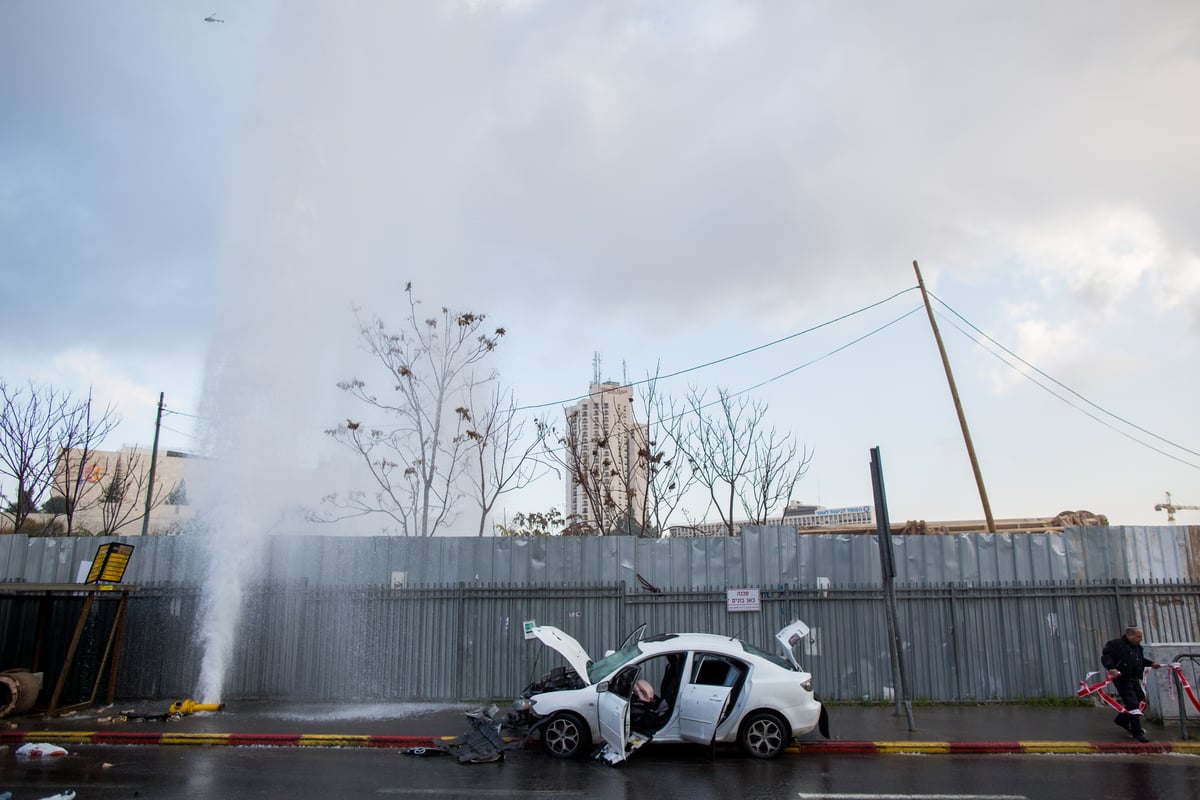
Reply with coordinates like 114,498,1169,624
3,526,1200,589
57,580,1186,703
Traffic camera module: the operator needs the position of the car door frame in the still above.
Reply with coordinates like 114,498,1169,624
677,652,746,745
596,664,639,763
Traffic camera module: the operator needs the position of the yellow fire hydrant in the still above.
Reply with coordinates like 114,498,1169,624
168,699,225,716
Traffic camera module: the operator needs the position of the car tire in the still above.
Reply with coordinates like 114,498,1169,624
541,712,592,759
739,711,791,759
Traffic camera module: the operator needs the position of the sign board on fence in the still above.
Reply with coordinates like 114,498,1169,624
523,620,537,640
84,542,134,584
726,588,760,612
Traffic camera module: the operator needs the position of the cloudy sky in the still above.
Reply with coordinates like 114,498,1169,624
3,1,1198,532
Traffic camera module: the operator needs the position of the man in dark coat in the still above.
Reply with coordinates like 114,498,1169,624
1101,624,1161,742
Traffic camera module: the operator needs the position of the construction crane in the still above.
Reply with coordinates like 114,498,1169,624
1154,492,1200,523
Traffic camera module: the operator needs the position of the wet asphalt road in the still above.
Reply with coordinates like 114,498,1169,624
4,743,1200,800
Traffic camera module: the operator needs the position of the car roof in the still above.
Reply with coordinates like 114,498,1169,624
637,632,754,658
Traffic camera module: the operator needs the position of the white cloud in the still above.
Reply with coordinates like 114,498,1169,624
1015,207,1164,312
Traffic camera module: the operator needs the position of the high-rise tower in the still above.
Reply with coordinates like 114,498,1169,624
564,381,648,533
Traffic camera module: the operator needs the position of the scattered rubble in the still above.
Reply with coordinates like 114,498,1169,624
427,705,520,764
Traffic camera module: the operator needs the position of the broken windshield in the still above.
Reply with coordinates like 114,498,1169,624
587,641,642,684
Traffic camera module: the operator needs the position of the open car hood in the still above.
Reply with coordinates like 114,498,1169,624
532,626,594,685
774,619,810,670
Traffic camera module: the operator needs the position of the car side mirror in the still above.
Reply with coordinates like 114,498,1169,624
596,680,609,693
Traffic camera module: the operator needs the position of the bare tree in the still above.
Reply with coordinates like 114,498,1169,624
631,372,697,536
739,425,812,525
52,390,122,534
536,376,699,538
537,406,627,535
460,383,545,537
95,449,176,535
323,285,506,536
677,388,810,536
0,380,72,533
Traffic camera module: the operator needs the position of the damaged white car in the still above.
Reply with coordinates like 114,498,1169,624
508,620,828,762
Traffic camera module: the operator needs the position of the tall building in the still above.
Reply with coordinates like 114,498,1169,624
564,382,649,532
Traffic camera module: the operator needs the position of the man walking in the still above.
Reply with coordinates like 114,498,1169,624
1101,624,1161,742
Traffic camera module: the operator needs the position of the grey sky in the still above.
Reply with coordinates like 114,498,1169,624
3,1,1197,529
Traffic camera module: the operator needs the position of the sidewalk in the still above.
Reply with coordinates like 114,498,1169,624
801,703,1200,754
2,700,1198,755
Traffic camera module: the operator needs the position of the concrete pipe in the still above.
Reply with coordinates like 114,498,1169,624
0,669,43,718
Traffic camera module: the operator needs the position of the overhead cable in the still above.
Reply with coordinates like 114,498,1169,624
932,300,1199,471
516,285,920,412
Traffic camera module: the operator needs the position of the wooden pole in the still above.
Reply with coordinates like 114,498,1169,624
141,392,164,536
48,592,96,716
105,592,131,704
913,260,996,533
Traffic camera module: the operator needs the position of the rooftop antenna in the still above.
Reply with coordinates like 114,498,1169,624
622,360,628,386
593,351,602,385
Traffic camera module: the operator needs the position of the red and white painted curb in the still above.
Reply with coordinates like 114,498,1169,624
2,730,1197,755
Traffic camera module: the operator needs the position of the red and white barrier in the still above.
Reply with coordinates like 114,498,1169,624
1076,671,1145,714
1077,663,1200,715
1165,663,1200,714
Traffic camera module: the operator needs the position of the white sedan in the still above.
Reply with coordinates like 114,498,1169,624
508,620,828,762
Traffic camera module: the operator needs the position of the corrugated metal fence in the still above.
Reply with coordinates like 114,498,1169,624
2,526,1198,705
4,578,1198,705
3,525,1198,588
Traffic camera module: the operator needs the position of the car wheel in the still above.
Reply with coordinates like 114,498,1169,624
739,711,790,759
541,712,592,759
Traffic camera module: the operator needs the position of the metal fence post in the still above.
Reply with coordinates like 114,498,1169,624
456,582,466,701
1176,658,1189,740
949,583,962,702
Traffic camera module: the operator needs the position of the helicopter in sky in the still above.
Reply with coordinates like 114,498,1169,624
204,14,224,24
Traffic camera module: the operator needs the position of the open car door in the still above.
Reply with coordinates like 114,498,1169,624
596,664,656,764
618,623,648,650
597,679,632,764
774,620,810,669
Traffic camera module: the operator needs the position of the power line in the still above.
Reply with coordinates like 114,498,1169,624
516,285,920,412
158,423,198,441
931,291,1199,461
538,304,923,452
932,301,1200,471
338,289,923,434
162,408,206,421
707,306,923,406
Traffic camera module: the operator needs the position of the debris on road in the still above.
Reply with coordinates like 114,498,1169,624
16,742,68,759
435,705,520,764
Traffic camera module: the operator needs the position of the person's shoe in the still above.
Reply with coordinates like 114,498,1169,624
1132,730,1149,743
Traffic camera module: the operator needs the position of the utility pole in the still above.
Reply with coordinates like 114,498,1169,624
141,392,164,536
913,260,996,533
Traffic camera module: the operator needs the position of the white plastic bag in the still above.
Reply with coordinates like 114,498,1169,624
16,742,68,758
